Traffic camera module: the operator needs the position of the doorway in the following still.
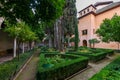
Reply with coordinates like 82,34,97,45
83,40,87,46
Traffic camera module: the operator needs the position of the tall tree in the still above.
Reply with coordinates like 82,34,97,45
53,0,79,51
32,0,65,50
96,14,120,50
0,0,33,24
73,0,79,51
63,0,79,50
18,22,37,53
32,0,65,24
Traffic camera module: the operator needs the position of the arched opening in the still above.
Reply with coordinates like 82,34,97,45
83,40,87,46
1,21,6,29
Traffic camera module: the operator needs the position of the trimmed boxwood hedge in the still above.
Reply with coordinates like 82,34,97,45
40,51,60,54
91,48,114,56
0,50,34,80
89,57,120,80
80,52,107,62
66,52,107,62
66,47,114,62
36,53,88,80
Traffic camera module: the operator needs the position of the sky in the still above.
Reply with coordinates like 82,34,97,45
76,0,120,12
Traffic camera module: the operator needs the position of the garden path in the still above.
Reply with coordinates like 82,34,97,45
69,53,120,80
14,50,40,80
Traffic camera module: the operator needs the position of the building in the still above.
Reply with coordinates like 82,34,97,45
0,18,14,56
0,18,35,57
78,1,120,49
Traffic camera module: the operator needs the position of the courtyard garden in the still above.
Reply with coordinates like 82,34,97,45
33,46,118,80
0,0,120,80
0,46,120,80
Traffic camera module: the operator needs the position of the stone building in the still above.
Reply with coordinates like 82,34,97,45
0,18,13,56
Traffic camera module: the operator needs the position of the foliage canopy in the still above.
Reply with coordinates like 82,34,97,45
96,14,120,43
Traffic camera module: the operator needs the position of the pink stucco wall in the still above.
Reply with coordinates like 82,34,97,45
78,5,120,49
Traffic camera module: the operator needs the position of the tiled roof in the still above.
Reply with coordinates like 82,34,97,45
94,1,113,7
96,1,120,14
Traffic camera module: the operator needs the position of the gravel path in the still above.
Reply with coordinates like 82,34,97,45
69,53,120,80
15,50,40,80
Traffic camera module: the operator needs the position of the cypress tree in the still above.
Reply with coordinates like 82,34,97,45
63,0,79,50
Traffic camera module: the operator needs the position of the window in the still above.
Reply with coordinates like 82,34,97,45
87,8,89,12
84,11,85,14
82,29,87,35
80,12,82,15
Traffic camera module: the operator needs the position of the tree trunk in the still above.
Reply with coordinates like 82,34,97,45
93,43,95,48
68,37,71,47
118,43,120,50
89,43,92,48
48,33,52,48
48,36,52,48
17,40,21,60
22,42,25,53
17,40,21,54
29,41,32,50
13,37,17,57
74,21,79,51
54,19,63,51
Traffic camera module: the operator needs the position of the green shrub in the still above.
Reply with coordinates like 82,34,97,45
66,47,114,62
91,48,114,56
89,57,120,80
106,49,114,56
66,51,107,62
40,46,58,52
0,51,34,80
36,53,88,80
40,46,59,54
40,51,59,54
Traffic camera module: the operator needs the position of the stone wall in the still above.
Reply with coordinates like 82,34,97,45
0,30,13,56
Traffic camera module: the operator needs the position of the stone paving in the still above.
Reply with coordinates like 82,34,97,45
69,53,120,80
0,56,13,64
15,50,39,80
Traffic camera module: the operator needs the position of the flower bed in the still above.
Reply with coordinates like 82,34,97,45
36,53,88,80
89,57,120,80
0,50,34,80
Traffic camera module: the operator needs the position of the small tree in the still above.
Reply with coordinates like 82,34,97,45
4,21,37,57
89,38,100,48
18,22,37,53
26,30,37,50
96,14,120,50
4,21,21,57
